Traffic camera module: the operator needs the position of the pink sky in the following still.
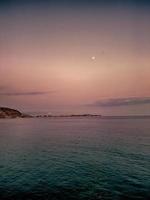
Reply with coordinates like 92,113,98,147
0,2,150,115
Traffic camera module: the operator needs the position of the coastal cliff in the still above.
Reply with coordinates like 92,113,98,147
0,107,31,118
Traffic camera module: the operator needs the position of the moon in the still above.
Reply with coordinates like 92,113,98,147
91,56,96,60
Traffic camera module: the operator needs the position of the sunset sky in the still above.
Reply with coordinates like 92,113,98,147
0,0,150,115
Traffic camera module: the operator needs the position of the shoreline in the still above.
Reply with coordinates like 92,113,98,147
1,107,150,119
1,115,150,119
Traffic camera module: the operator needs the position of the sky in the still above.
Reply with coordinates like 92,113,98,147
0,0,150,115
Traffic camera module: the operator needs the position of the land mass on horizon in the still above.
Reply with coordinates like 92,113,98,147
0,107,102,119
1,107,150,119
0,107,31,118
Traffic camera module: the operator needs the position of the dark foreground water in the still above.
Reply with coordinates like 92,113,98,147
0,118,149,200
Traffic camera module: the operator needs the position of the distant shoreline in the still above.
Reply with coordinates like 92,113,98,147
34,114,150,119
1,107,150,119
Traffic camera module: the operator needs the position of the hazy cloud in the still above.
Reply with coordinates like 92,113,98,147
91,97,150,107
0,91,55,96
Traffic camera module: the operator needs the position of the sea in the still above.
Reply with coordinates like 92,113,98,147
0,118,149,200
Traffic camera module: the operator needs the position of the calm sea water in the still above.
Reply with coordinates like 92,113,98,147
0,118,149,200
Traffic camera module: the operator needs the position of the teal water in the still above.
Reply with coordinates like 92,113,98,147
0,118,150,200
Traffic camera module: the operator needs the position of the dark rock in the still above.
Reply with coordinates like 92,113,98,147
0,107,32,118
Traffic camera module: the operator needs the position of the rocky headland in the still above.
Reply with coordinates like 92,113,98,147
0,107,31,118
